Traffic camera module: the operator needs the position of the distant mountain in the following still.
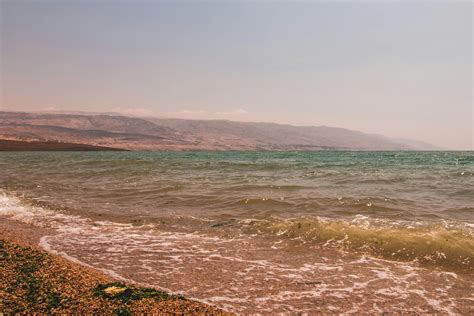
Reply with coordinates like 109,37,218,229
0,111,435,151
392,138,440,150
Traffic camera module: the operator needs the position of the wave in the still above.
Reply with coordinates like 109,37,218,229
2,190,473,274
244,216,474,273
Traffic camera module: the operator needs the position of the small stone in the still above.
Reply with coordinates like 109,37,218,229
104,286,127,296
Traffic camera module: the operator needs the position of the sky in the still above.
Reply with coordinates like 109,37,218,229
0,0,472,149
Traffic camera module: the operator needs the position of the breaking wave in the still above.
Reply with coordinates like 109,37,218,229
244,216,474,272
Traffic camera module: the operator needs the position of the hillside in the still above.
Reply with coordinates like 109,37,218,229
0,111,435,151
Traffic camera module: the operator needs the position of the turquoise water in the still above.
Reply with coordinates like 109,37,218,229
1,151,472,222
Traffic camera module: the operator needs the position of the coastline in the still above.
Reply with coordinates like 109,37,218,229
0,217,227,314
0,139,126,151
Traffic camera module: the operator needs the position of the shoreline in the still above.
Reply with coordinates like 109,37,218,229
1,201,473,313
0,139,126,151
0,217,227,314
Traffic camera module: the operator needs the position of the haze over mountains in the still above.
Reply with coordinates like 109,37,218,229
0,111,437,151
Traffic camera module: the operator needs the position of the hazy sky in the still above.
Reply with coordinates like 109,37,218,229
1,0,472,149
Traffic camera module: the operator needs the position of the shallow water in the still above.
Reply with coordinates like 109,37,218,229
1,151,473,312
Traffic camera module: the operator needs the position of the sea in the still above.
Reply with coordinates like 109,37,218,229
0,151,473,313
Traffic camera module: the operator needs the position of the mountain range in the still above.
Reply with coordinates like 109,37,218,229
0,111,437,151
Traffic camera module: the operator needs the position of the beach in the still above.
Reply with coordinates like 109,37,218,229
0,218,226,314
2,0,472,312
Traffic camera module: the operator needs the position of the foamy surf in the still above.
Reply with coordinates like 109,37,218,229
1,191,472,313
243,215,474,272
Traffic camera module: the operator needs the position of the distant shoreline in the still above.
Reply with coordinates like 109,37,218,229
0,139,464,152
0,139,126,151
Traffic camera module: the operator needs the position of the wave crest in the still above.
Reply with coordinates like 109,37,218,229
247,216,474,272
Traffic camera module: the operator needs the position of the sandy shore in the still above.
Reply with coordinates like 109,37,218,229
0,218,227,314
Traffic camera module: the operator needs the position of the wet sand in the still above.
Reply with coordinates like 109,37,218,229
0,218,227,314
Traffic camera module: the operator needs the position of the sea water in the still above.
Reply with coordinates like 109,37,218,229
1,151,473,313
